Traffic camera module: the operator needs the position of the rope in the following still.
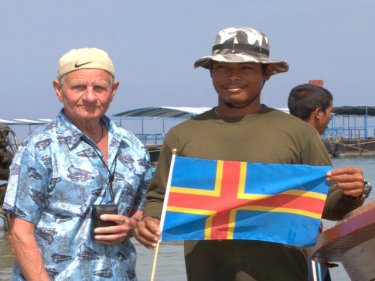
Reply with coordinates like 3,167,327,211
324,138,375,153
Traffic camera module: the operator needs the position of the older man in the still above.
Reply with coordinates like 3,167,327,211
3,48,152,280
135,27,365,281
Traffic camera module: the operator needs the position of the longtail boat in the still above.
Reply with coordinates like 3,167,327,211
312,200,375,281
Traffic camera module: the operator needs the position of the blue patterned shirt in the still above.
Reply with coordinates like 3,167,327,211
3,111,152,280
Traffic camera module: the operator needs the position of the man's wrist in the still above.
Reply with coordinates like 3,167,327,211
128,217,141,237
344,179,372,201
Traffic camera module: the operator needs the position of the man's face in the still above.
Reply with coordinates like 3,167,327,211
317,102,333,134
53,69,119,124
211,62,271,108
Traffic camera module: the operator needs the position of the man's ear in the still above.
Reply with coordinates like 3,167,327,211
53,80,63,102
110,80,120,100
264,65,273,80
209,64,214,78
314,107,324,120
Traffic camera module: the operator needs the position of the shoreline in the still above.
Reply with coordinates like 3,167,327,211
329,152,375,158
323,138,375,158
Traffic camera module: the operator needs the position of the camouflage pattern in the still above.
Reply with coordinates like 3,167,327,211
194,27,289,75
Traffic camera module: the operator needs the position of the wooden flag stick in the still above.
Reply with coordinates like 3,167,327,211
149,149,178,281
150,242,161,281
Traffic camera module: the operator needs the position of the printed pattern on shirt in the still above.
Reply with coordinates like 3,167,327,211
3,111,152,281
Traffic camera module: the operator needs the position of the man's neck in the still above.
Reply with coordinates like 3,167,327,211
215,102,262,117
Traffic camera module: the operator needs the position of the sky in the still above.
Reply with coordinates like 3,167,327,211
1,0,374,125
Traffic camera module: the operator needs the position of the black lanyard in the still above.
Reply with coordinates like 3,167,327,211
91,141,119,204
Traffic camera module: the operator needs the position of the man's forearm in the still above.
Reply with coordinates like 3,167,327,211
8,217,50,281
9,232,50,281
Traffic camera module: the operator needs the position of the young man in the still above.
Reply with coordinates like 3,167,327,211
288,83,333,134
136,27,365,281
288,84,371,281
288,84,369,201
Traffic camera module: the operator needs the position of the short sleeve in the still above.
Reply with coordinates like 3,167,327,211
3,143,50,224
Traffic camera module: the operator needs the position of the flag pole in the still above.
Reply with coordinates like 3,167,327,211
150,148,178,281
150,242,160,281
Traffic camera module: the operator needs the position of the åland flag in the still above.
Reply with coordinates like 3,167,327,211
160,155,331,247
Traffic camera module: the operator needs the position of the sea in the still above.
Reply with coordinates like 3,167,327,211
0,156,374,281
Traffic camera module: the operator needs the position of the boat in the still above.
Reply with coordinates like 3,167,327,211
0,125,18,233
312,200,375,281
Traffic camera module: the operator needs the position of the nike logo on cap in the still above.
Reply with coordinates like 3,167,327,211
74,62,92,68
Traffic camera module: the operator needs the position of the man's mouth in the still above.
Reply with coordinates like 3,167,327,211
222,82,246,91
225,87,242,92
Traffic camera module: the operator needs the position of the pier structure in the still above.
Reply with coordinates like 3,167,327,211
1,106,375,156
113,106,375,157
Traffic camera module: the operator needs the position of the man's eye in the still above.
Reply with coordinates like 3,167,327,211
242,66,254,70
213,65,227,72
72,85,86,91
94,86,107,92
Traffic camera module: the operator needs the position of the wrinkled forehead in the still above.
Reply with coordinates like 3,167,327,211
60,68,114,84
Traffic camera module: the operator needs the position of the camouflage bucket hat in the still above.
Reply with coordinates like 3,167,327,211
194,27,289,75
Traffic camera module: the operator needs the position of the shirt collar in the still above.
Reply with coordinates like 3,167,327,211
54,110,132,155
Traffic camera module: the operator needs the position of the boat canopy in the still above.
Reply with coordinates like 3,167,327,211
113,106,290,119
113,106,375,119
0,119,52,125
113,106,213,119
332,106,375,116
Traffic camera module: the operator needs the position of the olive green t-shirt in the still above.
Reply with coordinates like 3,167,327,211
144,106,363,280
145,106,361,220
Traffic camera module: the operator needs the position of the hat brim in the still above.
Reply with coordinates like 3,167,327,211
194,54,289,75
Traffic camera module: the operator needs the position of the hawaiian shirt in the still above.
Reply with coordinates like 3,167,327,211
3,111,152,281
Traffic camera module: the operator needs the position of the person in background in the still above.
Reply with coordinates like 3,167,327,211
288,83,334,135
288,84,370,196
135,27,366,281
288,83,372,281
2,48,152,280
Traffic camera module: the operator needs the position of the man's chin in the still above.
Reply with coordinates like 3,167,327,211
73,111,103,120
224,99,252,108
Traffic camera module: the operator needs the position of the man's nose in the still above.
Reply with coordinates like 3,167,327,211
227,70,242,81
82,87,98,102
